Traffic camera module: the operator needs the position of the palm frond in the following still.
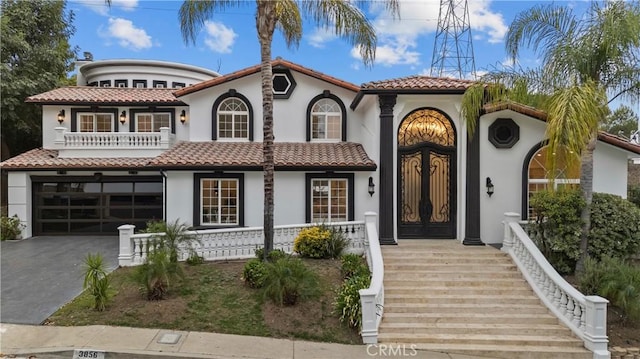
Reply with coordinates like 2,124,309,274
275,0,302,49
179,0,243,45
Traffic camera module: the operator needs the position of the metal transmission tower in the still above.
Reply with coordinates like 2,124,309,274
430,0,476,79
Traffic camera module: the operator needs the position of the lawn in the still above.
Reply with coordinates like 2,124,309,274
45,258,362,344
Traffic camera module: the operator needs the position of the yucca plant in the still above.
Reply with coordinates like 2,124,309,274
131,247,183,300
261,257,320,306
83,253,112,311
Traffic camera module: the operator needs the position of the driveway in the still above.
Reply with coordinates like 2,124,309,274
1,236,118,324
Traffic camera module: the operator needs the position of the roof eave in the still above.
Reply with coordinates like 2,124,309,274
350,88,467,110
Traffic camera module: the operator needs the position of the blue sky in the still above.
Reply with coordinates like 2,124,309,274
67,0,639,129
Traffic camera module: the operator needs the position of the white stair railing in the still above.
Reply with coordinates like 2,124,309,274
359,212,384,344
502,212,610,359
118,220,366,266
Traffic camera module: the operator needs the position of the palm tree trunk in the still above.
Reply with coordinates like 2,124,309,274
575,133,597,274
257,0,277,260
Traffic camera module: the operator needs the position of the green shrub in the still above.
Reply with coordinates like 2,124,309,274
142,219,198,264
185,253,204,266
131,247,183,300
588,193,640,262
340,253,370,280
0,215,25,241
529,189,584,274
334,274,371,329
261,257,320,306
83,253,112,311
254,247,288,262
629,185,640,208
293,225,349,259
243,258,268,288
581,257,640,324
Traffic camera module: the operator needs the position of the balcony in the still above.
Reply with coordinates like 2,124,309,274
53,127,174,158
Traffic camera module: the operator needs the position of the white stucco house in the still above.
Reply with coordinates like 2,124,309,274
3,57,639,245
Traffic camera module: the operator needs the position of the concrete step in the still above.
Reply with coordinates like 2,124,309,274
384,294,542,305
384,263,517,271
377,333,583,347
384,286,534,296
384,270,524,279
383,256,514,264
384,278,527,287
383,303,549,314
378,322,571,336
407,344,591,359
382,312,560,325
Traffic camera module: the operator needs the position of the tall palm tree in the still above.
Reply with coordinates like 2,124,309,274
462,1,640,273
179,0,399,260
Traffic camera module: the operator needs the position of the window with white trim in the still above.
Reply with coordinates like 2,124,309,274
311,98,341,140
217,98,248,139
79,113,113,132
200,178,239,225
135,113,171,132
311,178,348,222
527,145,580,218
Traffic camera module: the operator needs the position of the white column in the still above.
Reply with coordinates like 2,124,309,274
159,127,170,148
54,127,66,149
502,212,520,253
584,296,610,359
117,224,136,267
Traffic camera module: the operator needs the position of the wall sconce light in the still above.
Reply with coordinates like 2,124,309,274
119,111,127,124
368,176,375,197
486,177,494,197
180,110,187,124
57,109,65,124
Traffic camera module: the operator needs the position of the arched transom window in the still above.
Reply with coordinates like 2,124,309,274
398,109,455,147
218,98,249,139
311,98,341,140
527,145,580,218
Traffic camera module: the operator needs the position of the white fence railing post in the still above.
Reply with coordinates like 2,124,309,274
584,296,610,359
54,127,66,149
501,212,520,253
159,127,170,148
118,224,136,267
360,212,383,344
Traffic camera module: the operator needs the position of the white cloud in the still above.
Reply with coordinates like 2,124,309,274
351,43,420,67
105,17,152,51
78,0,138,15
203,21,237,54
307,27,338,48
468,0,508,44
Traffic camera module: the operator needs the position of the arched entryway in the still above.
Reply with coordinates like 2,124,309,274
397,108,457,238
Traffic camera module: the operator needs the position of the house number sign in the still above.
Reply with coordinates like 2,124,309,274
72,349,105,359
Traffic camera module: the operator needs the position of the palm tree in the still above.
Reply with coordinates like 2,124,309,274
462,1,640,273
179,0,399,260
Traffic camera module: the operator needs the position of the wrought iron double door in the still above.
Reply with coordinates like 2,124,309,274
398,146,456,238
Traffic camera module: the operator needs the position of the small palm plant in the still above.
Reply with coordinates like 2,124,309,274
261,257,320,306
83,253,112,311
131,247,183,300
144,219,199,264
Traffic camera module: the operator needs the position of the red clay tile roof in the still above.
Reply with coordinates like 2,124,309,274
361,75,476,91
148,141,376,170
0,148,154,170
484,101,640,155
25,87,185,105
174,58,360,97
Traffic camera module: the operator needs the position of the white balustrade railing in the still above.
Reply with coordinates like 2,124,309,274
118,220,366,266
54,127,172,149
502,213,610,359
359,212,384,344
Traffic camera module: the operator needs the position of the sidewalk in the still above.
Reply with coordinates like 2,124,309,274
0,323,497,359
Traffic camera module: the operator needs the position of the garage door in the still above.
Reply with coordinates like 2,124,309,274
32,177,163,235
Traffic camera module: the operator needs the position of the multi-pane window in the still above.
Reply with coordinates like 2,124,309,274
218,98,248,139
527,145,580,218
79,113,113,132
311,179,348,222
201,179,238,225
311,98,341,140
136,113,171,132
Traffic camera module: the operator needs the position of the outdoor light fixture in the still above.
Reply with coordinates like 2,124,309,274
368,176,375,197
180,110,187,124
57,109,65,124
119,111,127,125
486,177,494,197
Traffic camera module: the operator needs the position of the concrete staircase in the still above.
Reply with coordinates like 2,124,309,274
378,240,591,359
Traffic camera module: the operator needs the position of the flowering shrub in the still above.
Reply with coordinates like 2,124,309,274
293,226,332,258
1,215,25,241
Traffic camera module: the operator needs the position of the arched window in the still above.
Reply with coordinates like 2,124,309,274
307,93,347,141
217,98,249,139
525,145,580,218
